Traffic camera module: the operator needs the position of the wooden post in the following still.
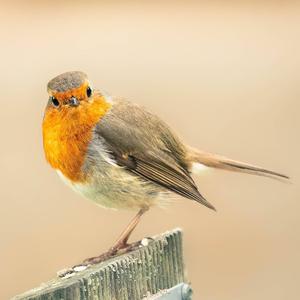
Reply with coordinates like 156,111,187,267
13,229,192,300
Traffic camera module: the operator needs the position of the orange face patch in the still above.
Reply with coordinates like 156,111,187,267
42,93,111,182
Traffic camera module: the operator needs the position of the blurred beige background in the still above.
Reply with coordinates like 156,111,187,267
0,1,299,299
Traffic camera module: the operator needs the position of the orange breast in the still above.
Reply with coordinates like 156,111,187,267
42,95,111,182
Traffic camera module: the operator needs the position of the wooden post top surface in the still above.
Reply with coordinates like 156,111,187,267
13,228,189,300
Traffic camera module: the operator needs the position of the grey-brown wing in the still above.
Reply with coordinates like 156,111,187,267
94,99,215,210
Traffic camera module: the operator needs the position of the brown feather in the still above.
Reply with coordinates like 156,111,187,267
127,155,215,210
186,146,289,180
94,100,216,210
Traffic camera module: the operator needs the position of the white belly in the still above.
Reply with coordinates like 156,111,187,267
57,165,164,210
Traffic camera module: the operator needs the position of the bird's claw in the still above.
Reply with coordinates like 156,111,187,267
57,238,151,278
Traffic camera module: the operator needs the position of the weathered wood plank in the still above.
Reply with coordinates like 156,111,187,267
13,228,188,300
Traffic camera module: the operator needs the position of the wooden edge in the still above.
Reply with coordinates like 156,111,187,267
13,228,186,300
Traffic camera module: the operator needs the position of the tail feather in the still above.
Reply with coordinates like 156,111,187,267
187,146,289,180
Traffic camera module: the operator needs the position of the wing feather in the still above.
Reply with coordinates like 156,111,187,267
94,99,215,210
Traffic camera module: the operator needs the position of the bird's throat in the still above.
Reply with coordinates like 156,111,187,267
42,95,111,182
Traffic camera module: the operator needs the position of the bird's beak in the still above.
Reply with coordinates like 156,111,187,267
69,96,79,107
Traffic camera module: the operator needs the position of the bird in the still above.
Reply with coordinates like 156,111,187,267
42,71,288,267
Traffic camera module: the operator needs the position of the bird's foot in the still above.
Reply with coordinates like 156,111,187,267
57,240,147,278
82,247,119,265
84,239,142,264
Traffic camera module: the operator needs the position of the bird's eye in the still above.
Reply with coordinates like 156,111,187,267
51,96,59,107
86,86,92,97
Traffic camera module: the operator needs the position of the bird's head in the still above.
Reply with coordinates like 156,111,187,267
44,71,111,129
46,71,93,110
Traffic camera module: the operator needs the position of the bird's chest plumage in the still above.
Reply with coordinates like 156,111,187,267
42,97,111,182
56,141,164,210
69,134,163,210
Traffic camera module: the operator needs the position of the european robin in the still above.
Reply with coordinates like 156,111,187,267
42,71,288,269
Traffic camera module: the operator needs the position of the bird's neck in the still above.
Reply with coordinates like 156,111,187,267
42,94,111,182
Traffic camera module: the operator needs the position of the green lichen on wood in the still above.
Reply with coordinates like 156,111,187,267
13,229,185,300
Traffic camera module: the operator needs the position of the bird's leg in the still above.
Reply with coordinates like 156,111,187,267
83,207,149,265
58,208,149,277
110,206,149,252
